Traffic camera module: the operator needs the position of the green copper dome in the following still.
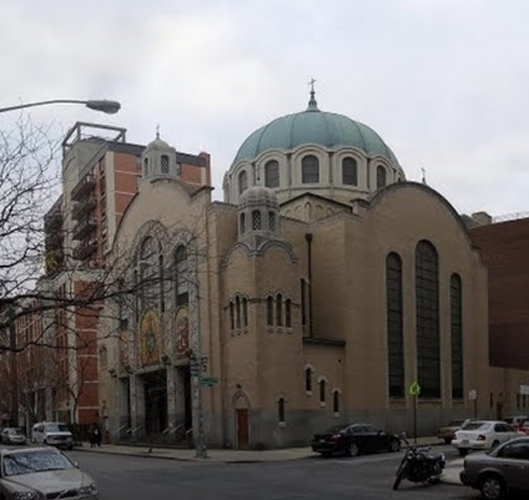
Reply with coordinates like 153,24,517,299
232,94,399,166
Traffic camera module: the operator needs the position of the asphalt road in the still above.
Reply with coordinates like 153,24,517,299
68,445,482,500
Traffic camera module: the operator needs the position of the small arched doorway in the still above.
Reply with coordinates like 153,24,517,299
233,392,250,450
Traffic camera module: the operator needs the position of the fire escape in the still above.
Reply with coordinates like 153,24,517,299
71,175,97,261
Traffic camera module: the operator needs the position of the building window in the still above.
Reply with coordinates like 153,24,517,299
416,240,440,399
236,295,241,329
267,296,274,326
238,170,248,195
302,155,319,184
305,368,312,392
268,211,276,232
159,254,165,312
285,299,292,328
252,210,262,230
517,394,521,410
276,294,283,327
242,298,248,328
143,158,149,176
240,213,246,234
451,273,463,399
376,165,387,189
139,236,159,311
490,392,494,409
301,279,307,332
333,391,340,413
319,379,326,404
230,302,235,330
161,155,169,174
278,398,285,423
342,157,358,185
174,245,189,307
265,160,280,188
386,252,404,398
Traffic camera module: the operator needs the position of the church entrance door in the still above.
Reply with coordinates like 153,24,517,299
143,370,168,435
236,409,249,450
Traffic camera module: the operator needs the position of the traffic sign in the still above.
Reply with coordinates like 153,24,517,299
409,381,421,397
468,389,477,400
200,376,219,387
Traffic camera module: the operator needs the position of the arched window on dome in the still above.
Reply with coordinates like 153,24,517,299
238,170,248,195
143,158,149,176
376,165,387,189
268,211,276,232
342,157,358,185
416,240,440,399
264,160,280,188
240,213,246,234
302,155,319,184
252,210,262,230
161,155,169,174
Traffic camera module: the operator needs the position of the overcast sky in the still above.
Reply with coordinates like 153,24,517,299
1,0,529,218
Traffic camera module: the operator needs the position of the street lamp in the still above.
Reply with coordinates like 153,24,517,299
0,99,121,115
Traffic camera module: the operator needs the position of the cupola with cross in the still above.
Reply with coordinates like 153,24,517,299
140,127,179,182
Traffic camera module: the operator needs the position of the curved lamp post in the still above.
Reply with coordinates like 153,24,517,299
0,99,121,115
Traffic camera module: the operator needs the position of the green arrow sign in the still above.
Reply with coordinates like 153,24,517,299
200,376,219,387
409,381,421,397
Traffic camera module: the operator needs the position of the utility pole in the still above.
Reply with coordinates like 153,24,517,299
190,245,208,459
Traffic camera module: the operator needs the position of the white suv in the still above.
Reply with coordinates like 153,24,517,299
31,422,73,450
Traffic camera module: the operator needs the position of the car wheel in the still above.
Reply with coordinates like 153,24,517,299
479,473,505,500
346,442,359,457
389,439,400,452
444,438,451,445
458,449,468,457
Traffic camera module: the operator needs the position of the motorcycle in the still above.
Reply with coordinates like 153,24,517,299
393,437,446,490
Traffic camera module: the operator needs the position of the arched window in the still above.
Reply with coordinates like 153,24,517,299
252,210,261,230
238,170,248,195
416,240,440,399
267,296,274,326
319,379,326,403
235,296,241,329
268,211,276,232
139,236,159,311
278,398,285,423
161,155,169,174
451,273,463,399
342,157,358,185
265,160,280,188
285,299,292,328
174,245,189,307
229,302,234,330
242,298,248,328
305,368,312,392
143,158,149,176
276,294,283,327
333,391,340,413
302,155,319,184
159,254,165,312
240,213,246,234
386,252,404,398
376,165,387,189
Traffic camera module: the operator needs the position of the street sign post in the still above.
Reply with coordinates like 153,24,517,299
469,389,478,418
409,381,421,444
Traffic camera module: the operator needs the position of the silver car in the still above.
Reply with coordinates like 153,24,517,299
0,428,26,446
460,436,529,500
0,447,98,500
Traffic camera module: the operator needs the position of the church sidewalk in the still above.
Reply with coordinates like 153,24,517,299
73,436,444,463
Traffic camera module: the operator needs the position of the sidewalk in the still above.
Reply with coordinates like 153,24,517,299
73,436,445,464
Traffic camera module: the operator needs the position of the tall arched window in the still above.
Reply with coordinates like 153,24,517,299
238,170,248,195
278,398,285,423
229,302,235,330
161,155,169,174
451,273,463,399
276,294,283,327
267,296,274,326
333,390,340,413
264,160,280,188
416,240,440,399
387,252,404,398
285,299,292,328
305,368,312,392
268,211,276,232
240,213,246,234
252,210,262,230
139,236,159,311
376,165,387,189
235,295,241,329
319,379,326,404
174,245,189,307
342,157,358,185
242,298,248,328
143,158,149,176
302,155,319,184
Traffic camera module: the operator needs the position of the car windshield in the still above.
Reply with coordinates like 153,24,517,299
2,450,74,477
45,424,69,433
448,420,465,426
463,422,490,431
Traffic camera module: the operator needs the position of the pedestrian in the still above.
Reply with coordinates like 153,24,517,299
94,426,102,447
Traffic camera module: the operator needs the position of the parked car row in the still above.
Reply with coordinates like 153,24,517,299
0,422,73,450
0,428,26,445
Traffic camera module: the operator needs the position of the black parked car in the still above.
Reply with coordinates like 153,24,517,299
312,423,401,457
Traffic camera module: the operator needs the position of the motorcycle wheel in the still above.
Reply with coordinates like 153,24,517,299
392,467,407,490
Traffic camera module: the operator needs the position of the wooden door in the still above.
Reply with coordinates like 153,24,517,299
236,409,249,450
